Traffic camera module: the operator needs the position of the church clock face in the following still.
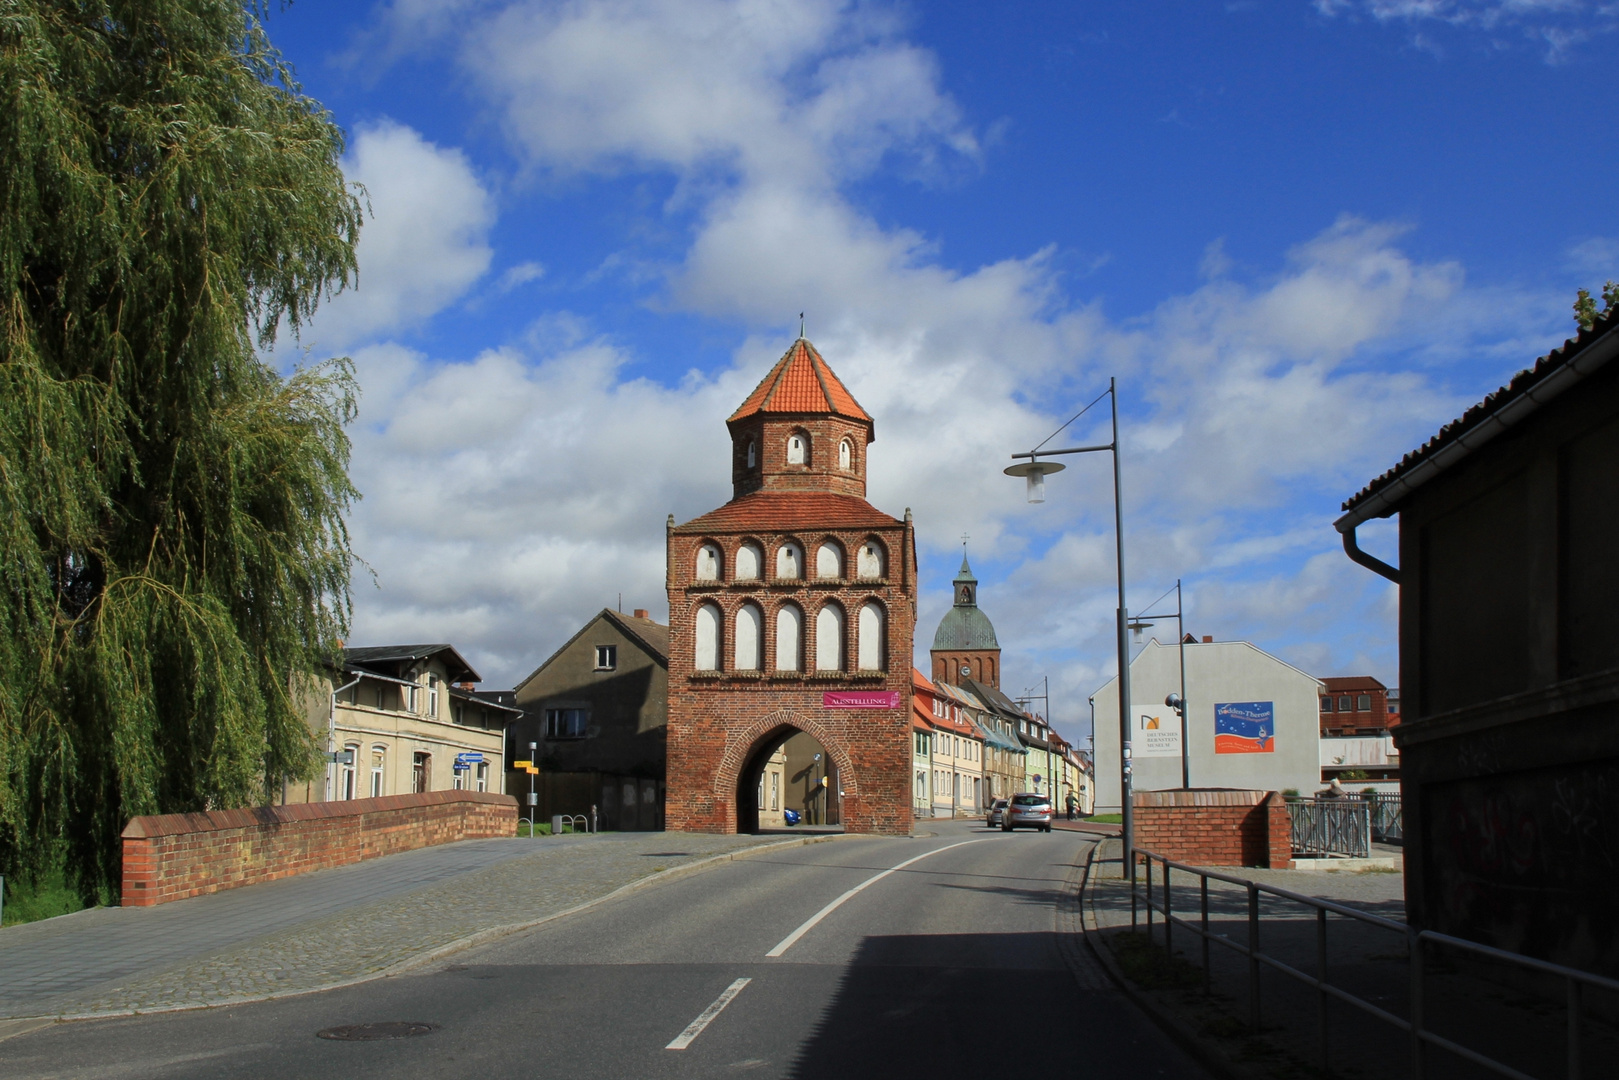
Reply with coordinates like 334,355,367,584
961,665,970,676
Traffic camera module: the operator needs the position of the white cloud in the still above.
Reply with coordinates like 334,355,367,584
307,121,495,348
337,0,1566,729
1315,0,1616,61
497,261,546,291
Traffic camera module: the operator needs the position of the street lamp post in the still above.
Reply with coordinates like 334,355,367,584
1005,377,1134,881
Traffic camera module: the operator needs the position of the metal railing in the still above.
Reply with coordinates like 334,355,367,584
1128,846,1619,1080
1288,799,1371,858
1365,793,1404,843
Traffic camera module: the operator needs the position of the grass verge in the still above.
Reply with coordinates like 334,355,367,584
2,871,98,927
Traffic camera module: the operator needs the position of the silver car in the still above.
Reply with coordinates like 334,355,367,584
1001,793,1053,832
985,798,1009,828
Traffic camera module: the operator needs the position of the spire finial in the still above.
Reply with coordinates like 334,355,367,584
798,312,805,339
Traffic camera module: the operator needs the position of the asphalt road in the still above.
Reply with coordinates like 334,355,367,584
0,821,1207,1080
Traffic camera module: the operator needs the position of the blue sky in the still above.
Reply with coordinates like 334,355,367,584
265,0,1619,746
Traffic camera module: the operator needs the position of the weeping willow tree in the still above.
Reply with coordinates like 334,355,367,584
0,0,363,899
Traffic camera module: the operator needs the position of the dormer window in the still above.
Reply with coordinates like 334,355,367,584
787,433,807,464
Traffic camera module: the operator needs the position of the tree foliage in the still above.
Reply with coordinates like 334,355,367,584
1574,281,1619,331
0,0,362,897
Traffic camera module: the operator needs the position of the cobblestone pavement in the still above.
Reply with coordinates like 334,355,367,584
0,831,802,1021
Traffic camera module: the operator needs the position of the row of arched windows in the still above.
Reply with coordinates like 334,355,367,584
693,600,886,673
695,537,885,583
742,432,858,472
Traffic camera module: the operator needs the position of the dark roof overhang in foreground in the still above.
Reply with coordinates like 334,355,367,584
1338,310,1619,532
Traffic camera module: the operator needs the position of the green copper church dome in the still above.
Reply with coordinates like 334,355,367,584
931,554,1000,649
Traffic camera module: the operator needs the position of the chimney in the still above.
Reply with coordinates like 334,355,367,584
633,609,649,620
1202,635,1213,643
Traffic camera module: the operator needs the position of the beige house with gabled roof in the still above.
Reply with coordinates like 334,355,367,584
283,644,519,805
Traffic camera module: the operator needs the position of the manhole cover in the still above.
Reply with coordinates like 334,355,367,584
317,1022,438,1041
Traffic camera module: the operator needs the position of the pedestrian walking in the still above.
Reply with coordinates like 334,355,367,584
1065,793,1077,821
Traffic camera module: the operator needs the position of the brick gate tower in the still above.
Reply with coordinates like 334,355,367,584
664,337,917,834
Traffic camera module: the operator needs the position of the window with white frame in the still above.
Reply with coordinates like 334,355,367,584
341,743,359,800
370,746,385,798
427,674,439,717
596,645,618,671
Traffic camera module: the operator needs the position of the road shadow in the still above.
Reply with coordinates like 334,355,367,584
783,932,1203,1079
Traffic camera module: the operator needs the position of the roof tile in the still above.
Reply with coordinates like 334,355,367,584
729,338,872,425
675,491,903,534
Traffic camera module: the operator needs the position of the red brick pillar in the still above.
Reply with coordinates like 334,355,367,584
1263,792,1294,869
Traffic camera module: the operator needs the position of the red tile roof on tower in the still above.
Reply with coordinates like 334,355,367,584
729,338,873,427
674,491,902,534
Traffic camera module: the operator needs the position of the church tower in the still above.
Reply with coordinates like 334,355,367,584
931,553,1001,689
664,337,918,835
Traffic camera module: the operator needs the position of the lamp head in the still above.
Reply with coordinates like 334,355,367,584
1165,692,1184,716
1004,458,1066,503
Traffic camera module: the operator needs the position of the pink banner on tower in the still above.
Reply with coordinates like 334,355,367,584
822,691,901,710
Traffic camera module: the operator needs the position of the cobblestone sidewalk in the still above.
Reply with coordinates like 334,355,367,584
1,832,815,1021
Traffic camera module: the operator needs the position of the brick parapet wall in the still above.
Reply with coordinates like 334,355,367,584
120,790,516,906
1131,789,1293,869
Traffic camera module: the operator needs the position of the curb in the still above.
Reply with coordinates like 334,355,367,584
13,832,858,1028
1077,841,1247,1080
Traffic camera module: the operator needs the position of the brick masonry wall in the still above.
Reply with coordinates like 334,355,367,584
120,790,517,906
1131,789,1293,868
666,518,917,836
731,415,871,499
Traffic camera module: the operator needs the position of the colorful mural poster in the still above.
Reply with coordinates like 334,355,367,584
1214,701,1275,754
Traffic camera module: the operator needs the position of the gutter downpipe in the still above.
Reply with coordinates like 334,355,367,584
328,673,362,802
1334,322,1619,584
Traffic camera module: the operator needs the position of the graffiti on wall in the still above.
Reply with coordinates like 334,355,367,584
1424,756,1619,974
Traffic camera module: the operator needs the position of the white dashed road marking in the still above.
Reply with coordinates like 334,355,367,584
665,977,752,1050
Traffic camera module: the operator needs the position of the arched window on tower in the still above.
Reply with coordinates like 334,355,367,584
816,541,843,580
746,439,756,468
776,541,803,579
775,604,803,671
857,539,885,579
735,603,763,670
787,432,808,465
695,543,721,581
816,604,844,671
736,541,762,580
839,439,852,470
695,603,722,671
858,601,885,671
